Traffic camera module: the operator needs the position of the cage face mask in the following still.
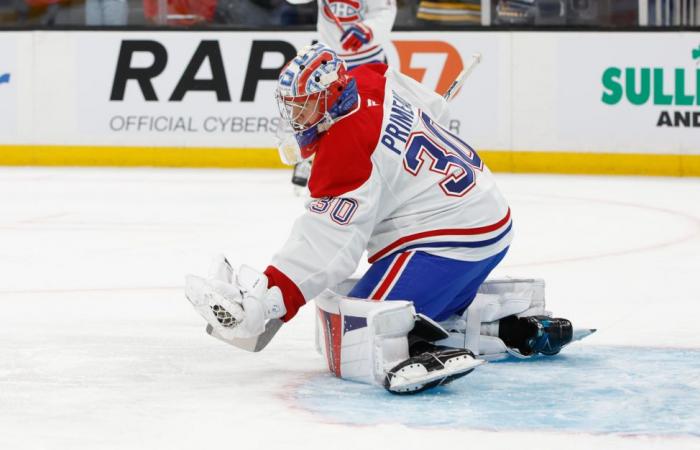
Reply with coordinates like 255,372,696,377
275,43,357,162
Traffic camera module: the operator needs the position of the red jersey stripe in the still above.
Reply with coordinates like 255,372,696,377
368,208,511,263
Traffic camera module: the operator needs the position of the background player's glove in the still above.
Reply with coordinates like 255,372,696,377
185,255,286,339
274,125,302,166
340,23,373,52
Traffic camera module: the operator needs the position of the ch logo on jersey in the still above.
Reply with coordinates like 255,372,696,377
323,0,365,24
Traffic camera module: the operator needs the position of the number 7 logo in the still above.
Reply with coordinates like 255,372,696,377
392,41,464,98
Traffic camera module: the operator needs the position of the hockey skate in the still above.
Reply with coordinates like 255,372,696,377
498,315,574,358
437,279,596,361
384,341,484,395
291,159,312,197
291,159,311,188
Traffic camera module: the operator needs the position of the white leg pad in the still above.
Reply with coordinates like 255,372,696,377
314,289,415,386
477,278,548,319
437,278,548,358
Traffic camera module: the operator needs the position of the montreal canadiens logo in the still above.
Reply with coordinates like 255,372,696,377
323,0,364,23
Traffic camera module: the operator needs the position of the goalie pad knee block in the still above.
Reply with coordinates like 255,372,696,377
437,278,549,359
476,278,547,319
314,289,415,386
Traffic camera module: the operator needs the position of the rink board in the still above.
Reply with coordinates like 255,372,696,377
1,30,699,175
1,145,698,176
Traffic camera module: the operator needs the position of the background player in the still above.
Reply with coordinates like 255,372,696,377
283,0,397,190
186,43,573,394
286,0,397,68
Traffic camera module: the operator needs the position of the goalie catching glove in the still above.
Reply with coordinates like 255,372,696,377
185,255,286,339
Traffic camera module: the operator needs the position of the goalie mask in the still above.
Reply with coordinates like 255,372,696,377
275,43,359,163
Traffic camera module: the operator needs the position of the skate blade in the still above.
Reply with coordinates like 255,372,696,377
572,328,597,342
388,357,484,392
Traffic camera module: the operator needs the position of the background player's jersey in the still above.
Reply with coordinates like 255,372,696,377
288,0,397,68
266,64,512,320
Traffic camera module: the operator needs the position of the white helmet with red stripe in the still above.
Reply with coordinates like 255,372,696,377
275,42,359,162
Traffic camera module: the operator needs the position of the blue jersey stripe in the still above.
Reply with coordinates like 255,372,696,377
393,222,513,253
346,49,385,68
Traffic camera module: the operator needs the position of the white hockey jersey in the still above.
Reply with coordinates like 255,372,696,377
286,0,396,67
264,63,512,321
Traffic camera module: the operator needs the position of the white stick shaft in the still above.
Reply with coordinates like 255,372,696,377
443,53,482,101
322,0,345,32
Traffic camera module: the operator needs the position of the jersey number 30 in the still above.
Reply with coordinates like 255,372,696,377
403,111,483,197
309,197,359,225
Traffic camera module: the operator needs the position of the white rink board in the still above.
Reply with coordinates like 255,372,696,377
5,30,700,154
514,32,700,154
0,33,18,138
73,31,306,147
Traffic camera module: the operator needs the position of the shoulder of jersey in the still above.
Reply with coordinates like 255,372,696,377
308,63,388,198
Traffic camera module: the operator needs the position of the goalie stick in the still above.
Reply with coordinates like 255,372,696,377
205,319,283,352
322,0,346,33
443,53,482,101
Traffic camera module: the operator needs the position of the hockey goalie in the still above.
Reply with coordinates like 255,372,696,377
185,43,591,394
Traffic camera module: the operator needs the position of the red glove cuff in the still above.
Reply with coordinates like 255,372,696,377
264,265,306,322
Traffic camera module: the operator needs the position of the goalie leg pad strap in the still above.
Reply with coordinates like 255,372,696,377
437,278,548,357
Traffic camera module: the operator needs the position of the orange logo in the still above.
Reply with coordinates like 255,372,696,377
392,41,464,97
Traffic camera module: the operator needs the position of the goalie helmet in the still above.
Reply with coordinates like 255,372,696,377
275,43,359,162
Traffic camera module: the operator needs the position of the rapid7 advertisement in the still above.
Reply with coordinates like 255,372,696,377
76,32,505,149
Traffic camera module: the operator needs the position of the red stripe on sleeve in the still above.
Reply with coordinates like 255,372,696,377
264,265,307,322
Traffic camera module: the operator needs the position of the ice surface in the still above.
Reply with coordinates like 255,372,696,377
1,168,699,450
296,346,700,435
